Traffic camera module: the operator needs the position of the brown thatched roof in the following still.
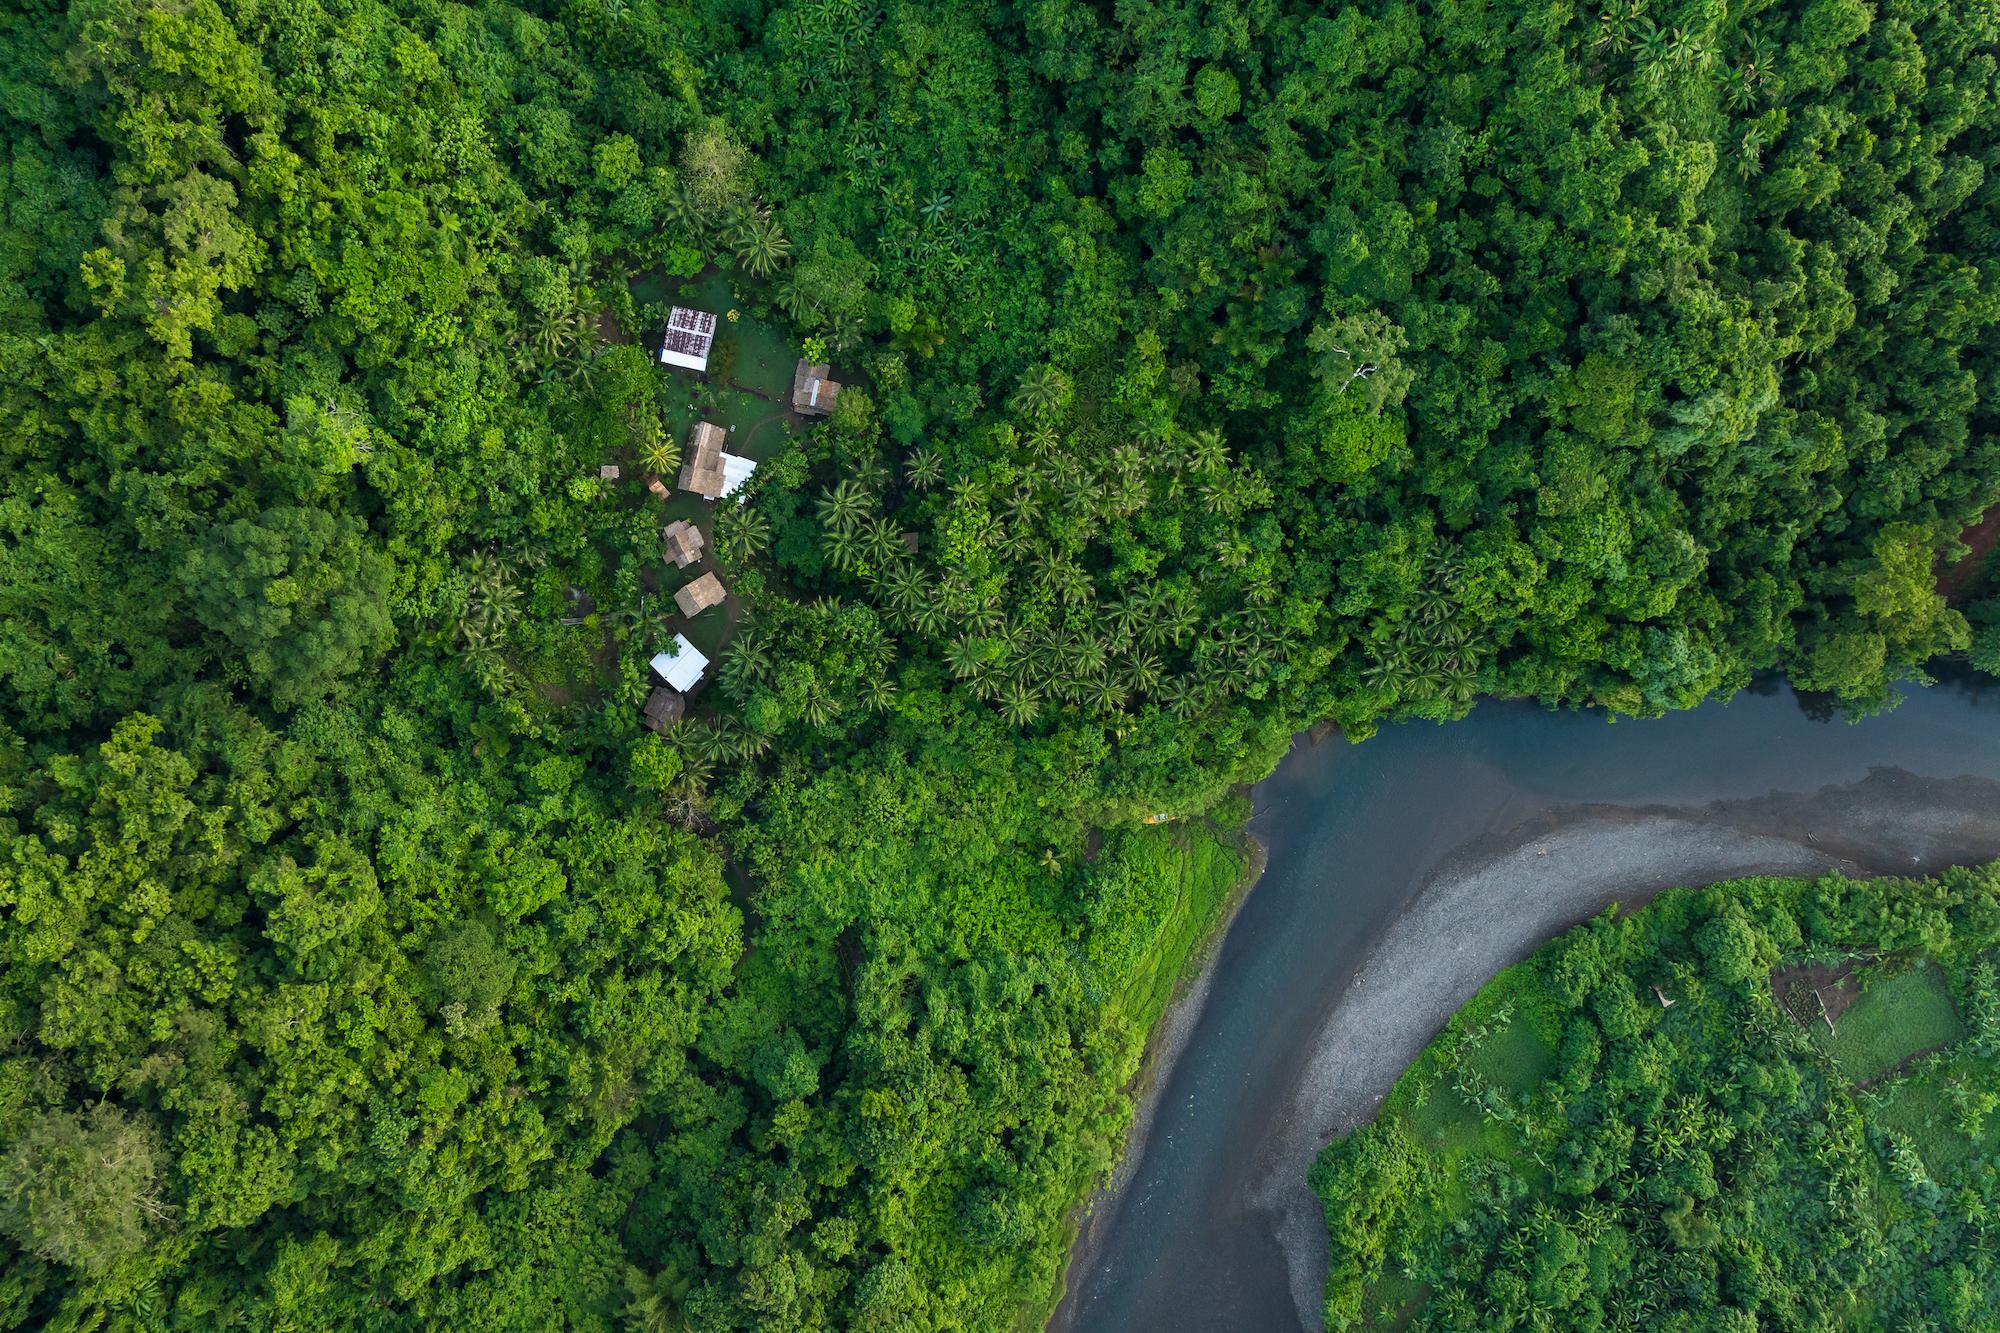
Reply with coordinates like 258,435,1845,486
642,686,685,732
674,570,726,617
662,519,705,568
679,421,727,499
792,360,842,416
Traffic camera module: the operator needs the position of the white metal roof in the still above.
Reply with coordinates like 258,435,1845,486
649,633,709,692
720,453,757,499
659,307,715,371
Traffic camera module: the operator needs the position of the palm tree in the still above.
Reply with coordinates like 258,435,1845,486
1010,364,1068,421
881,563,927,617
853,454,890,493
774,274,817,324
641,433,681,477
720,631,772,693
735,213,792,277
860,516,902,566
1086,673,1126,715
1073,633,1108,678
713,505,771,564
800,679,835,728
945,636,989,680
1000,679,1042,727
621,595,674,649
1187,429,1228,477
861,675,899,712
1119,651,1163,696
1105,473,1149,519
912,594,951,637
660,184,708,242
462,637,507,692
815,479,872,534
823,525,864,572
1002,485,1043,531
1104,598,1144,642
685,723,732,763
460,550,522,645
905,447,944,490
1157,674,1207,720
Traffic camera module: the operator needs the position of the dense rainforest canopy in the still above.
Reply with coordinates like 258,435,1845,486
0,0,1996,1327
1314,863,2000,1332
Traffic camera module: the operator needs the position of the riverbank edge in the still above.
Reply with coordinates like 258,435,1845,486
1255,774,2000,1330
1031,821,1272,1333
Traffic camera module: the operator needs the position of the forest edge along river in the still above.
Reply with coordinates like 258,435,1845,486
1050,671,2000,1333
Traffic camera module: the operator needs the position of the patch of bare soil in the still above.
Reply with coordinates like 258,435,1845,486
1772,958,1861,1032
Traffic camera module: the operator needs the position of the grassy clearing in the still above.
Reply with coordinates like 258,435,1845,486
1099,824,1249,1039
1867,1045,2000,1176
1357,1273,1428,1332
1817,961,1964,1084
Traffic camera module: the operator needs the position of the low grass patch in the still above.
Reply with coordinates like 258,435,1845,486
1817,961,1964,1084
1867,1046,2000,1176
1358,1273,1428,1332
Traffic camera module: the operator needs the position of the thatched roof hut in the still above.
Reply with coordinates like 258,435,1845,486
662,519,705,568
674,570,726,618
642,686,685,732
792,360,842,416
679,421,727,499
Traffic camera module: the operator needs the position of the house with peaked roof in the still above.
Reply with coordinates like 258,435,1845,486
792,360,842,416
642,686,685,732
674,571,726,618
659,307,717,372
662,519,705,568
650,633,708,692
679,421,727,499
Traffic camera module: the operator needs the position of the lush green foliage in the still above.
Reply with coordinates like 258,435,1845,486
1313,864,2000,1331
1,0,1997,1325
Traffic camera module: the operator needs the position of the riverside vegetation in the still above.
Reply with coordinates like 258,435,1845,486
1311,861,2000,1332
1,0,1998,1328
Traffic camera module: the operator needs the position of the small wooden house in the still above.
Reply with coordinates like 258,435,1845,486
646,475,670,498
599,464,621,481
674,570,726,618
642,686,685,732
792,360,842,416
679,421,728,499
659,307,717,372
662,519,705,569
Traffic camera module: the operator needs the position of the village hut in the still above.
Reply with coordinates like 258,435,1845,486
662,519,706,568
674,571,726,618
679,421,727,499
646,475,670,498
650,633,708,691
599,464,621,481
791,360,842,416
659,306,717,372
642,686,685,732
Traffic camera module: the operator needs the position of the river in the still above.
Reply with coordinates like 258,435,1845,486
1052,671,2000,1333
